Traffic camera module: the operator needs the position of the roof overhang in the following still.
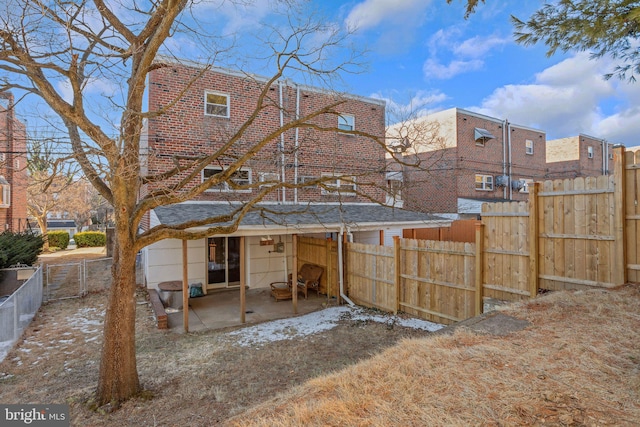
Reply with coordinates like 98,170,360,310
474,128,495,142
150,202,450,236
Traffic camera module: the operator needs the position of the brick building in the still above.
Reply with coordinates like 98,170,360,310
141,60,445,292
546,134,614,179
391,108,547,219
0,92,28,232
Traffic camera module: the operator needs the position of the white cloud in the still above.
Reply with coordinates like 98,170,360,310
453,35,509,58
470,52,640,145
374,89,449,120
423,58,484,79
423,30,506,80
345,0,431,32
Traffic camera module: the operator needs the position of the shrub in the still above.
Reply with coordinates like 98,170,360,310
47,231,70,250
0,231,45,268
74,231,106,248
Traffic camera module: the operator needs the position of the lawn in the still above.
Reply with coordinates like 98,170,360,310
1,254,639,426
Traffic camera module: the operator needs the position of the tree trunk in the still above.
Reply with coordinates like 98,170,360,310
37,217,49,252
95,224,140,405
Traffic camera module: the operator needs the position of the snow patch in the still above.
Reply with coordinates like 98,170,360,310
226,306,443,348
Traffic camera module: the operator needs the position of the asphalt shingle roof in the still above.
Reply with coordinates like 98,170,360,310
153,203,445,229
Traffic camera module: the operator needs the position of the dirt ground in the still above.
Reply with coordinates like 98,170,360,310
1,251,639,426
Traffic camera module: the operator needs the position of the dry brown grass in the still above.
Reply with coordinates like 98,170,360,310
2,254,640,427
228,286,640,427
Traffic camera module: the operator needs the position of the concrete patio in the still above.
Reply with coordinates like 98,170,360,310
166,287,335,332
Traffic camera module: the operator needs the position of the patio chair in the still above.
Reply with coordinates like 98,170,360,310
269,264,324,301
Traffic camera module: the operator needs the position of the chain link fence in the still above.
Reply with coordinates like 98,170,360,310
0,267,43,362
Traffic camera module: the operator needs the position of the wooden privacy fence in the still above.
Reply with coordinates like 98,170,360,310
296,236,339,298
345,147,638,325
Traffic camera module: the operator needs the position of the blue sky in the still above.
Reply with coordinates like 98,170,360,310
12,0,640,147
334,0,640,146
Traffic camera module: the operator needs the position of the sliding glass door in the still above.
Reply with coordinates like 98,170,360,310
207,236,241,288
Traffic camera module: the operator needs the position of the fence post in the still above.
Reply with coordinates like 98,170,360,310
613,146,627,285
474,223,484,315
529,182,540,297
393,236,401,314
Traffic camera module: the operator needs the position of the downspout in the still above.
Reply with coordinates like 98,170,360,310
294,84,300,203
508,122,513,200
502,119,508,199
279,80,286,203
602,139,607,175
338,226,355,307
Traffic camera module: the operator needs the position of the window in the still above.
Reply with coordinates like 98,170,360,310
587,146,594,159
474,128,495,146
299,176,319,187
203,167,251,192
475,174,493,191
525,139,534,155
321,174,356,195
0,176,10,207
338,114,354,132
258,172,279,188
204,91,229,117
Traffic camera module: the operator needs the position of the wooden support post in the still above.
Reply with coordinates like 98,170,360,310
475,223,484,316
393,236,401,314
292,234,298,314
613,146,627,285
240,236,246,324
379,230,384,246
529,182,540,297
182,240,189,333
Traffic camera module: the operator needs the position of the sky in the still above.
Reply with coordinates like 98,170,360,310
330,0,640,146
9,0,640,147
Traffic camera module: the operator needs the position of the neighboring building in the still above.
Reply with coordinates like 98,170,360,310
45,220,77,239
0,92,28,232
390,108,547,219
141,60,447,292
546,134,614,179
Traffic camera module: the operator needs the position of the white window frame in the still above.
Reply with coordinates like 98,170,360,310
475,174,494,191
204,91,230,118
0,179,10,208
258,172,280,188
587,146,594,159
338,114,355,132
321,173,356,196
525,139,534,155
203,166,252,192
299,176,319,188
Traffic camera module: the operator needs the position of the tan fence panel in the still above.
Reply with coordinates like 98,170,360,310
345,242,396,312
399,239,476,325
404,220,479,243
481,201,531,301
537,175,617,290
626,149,640,283
297,236,339,297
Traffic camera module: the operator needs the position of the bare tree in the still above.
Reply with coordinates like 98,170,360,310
0,0,407,405
26,137,78,250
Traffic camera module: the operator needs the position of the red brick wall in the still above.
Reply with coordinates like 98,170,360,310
546,136,614,179
401,110,549,215
145,63,386,206
0,95,28,232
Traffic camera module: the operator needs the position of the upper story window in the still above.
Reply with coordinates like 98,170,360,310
475,174,493,191
204,91,230,118
338,114,355,132
0,176,10,208
321,173,356,196
258,172,280,188
474,128,495,146
525,139,534,155
587,146,594,159
203,166,251,192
